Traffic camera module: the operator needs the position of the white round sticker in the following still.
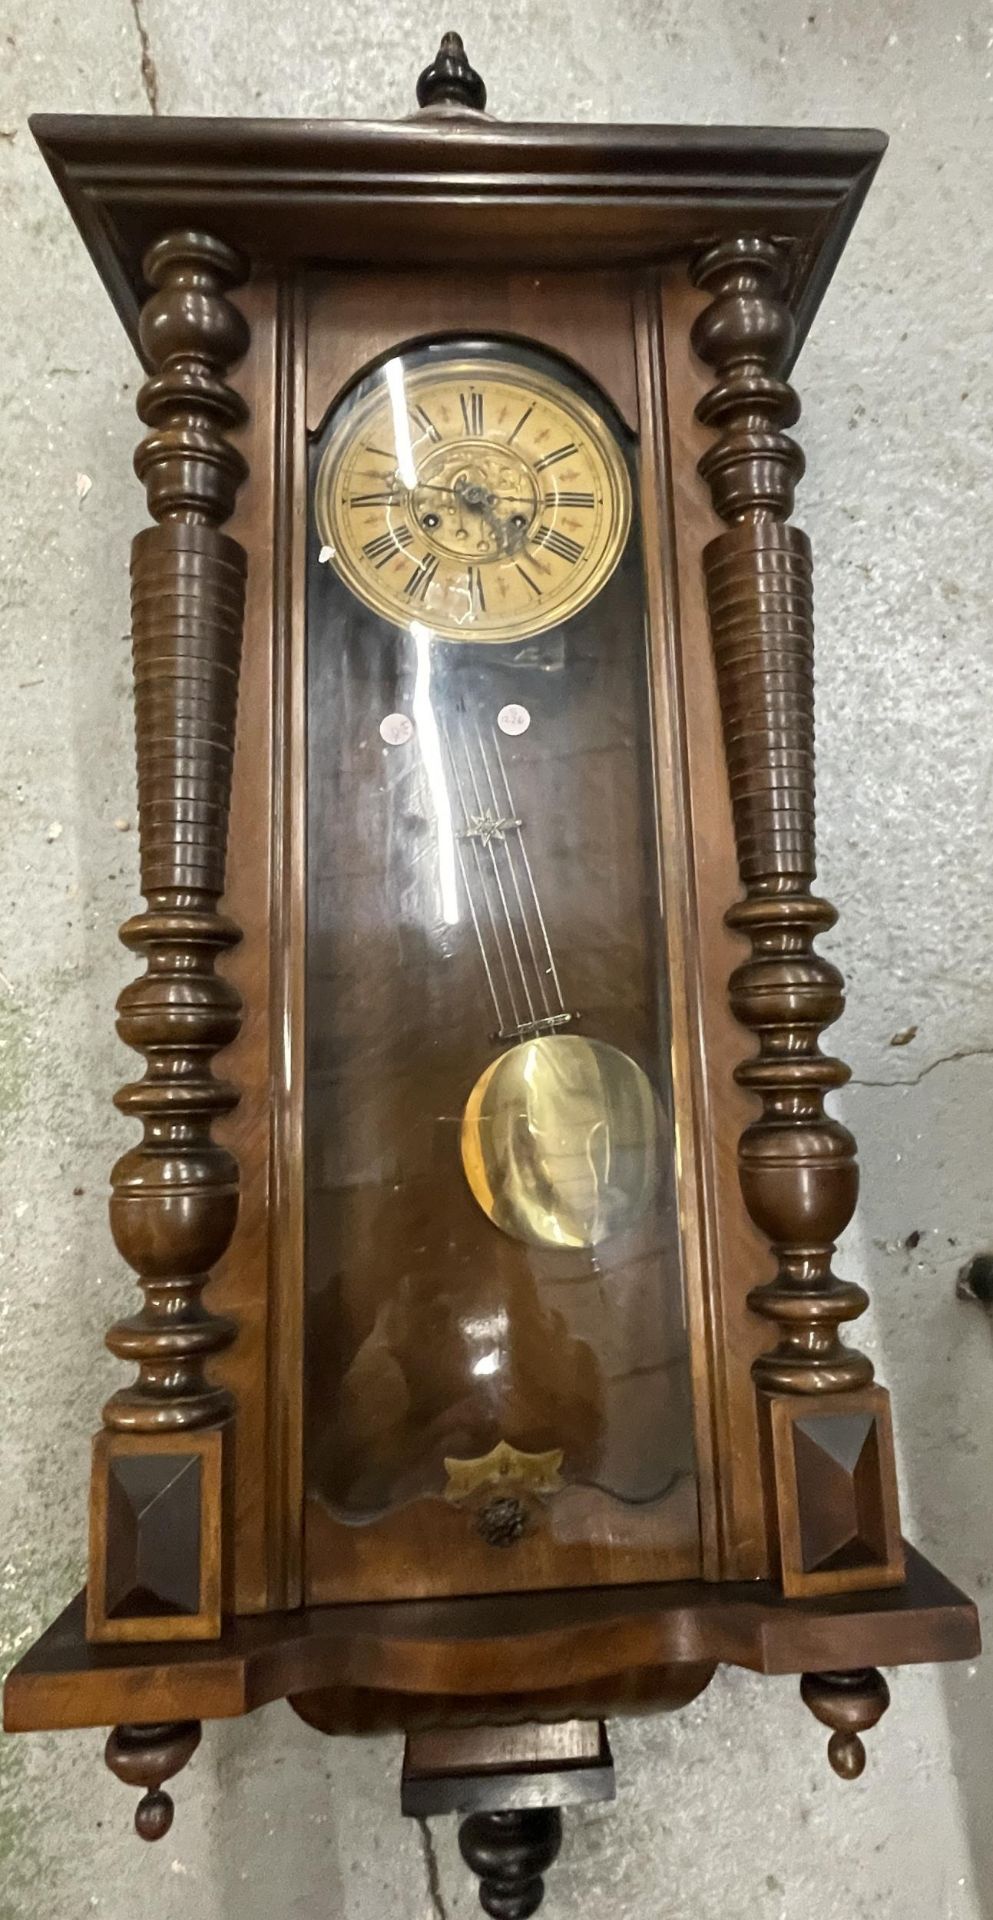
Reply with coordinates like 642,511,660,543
379,713,414,747
497,703,531,737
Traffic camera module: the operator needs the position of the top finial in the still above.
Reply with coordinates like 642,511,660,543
416,31,487,114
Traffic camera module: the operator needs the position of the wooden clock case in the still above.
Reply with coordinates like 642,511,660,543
4,34,978,1915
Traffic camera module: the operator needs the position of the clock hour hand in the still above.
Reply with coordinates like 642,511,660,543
413,482,534,505
475,497,530,557
411,477,534,556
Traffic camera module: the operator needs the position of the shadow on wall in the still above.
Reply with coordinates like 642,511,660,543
842,1059,993,1918
207,1705,409,1920
939,1268,993,1920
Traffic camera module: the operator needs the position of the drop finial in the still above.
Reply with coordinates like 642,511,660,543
105,1721,202,1842
416,31,487,113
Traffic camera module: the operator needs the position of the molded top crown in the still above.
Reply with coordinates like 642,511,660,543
416,31,487,114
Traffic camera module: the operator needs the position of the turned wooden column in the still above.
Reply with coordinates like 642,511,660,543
690,237,904,1600
690,235,869,1398
87,231,250,1646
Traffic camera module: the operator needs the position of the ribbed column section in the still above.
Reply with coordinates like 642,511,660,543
691,237,872,1396
103,233,249,1434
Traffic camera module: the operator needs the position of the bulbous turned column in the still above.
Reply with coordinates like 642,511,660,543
689,236,872,1400
105,230,250,1437
87,230,251,1659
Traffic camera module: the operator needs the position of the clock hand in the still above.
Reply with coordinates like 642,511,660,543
412,482,535,506
409,479,533,554
477,500,529,556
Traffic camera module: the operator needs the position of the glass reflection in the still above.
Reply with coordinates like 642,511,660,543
411,620,459,927
461,1034,662,1249
304,338,695,1549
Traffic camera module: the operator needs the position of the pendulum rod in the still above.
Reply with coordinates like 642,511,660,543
442,707,576,1045
442,718,523,1035
449,800,508,1038
487,724,569,1019
460,726,540,1030
474,722,555,1021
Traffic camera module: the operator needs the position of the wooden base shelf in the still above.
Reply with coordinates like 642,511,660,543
5,1546,978,1736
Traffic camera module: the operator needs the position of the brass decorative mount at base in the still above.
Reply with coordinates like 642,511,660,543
443,1440,565,1547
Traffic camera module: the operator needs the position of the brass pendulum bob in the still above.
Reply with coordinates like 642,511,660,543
445,713,661,1251
461,1032,660,1250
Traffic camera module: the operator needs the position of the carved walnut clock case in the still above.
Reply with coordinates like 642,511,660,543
4,34,979,1916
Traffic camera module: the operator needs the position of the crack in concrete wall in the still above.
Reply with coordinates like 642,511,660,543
847,1046,993,1090
128,0,160,114
416,1817,448,1920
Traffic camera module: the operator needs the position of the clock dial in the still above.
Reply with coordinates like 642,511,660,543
313,353,632,642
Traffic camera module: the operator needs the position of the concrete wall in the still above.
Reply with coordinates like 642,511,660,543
2,3,991,1915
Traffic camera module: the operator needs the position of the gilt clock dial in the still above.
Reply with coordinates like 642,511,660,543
313,351,632,641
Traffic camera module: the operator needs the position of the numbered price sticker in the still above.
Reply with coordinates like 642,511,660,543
497,703,531,737
379,713,414,747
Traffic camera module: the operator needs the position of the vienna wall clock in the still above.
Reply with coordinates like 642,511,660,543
4,32,979,1916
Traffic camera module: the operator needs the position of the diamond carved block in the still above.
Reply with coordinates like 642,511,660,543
88,1428,224,1642
769,1388,905,1599
105,1453,202,1620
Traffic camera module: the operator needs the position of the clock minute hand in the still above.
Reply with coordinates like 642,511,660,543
413,482,536,506
410,480,533,554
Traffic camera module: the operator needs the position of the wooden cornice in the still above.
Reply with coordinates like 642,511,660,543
30,112,886,365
